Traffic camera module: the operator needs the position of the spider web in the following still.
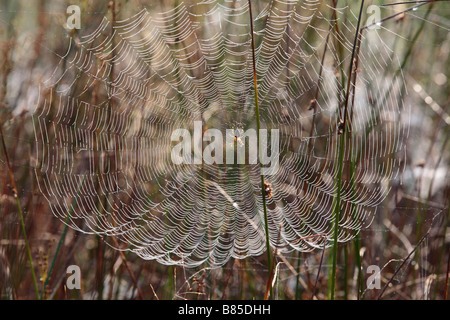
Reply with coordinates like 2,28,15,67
32,0,407,268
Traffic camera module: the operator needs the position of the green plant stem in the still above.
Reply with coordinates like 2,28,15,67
295,252,302,299
445,240,450,300
329,133,346,300
328,0,365,300
0,124,40,299
248,0,272,299
40,175,86,299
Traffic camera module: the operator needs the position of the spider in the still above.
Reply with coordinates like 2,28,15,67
264,182,273,199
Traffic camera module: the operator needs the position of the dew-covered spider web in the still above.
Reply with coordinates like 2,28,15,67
32,0,408,268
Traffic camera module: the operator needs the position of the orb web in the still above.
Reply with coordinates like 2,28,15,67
32,0,407,267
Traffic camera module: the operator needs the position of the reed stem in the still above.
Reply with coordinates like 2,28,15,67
0,123,40,299
248,0,273,298
328,0,365,300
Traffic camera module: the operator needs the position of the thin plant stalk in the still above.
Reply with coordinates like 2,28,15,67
0,123,40,299
264,223,282,300
40,175,86,299
248,0,272,298
295,252,302,299
377,231,429,300
110,237,145,300
328,0,365,300
348,27,364,300
310,237,327,300
445,245,450,300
